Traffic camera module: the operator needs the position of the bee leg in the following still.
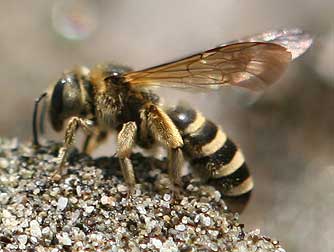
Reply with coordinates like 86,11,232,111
138,109,152,148
117,121,137,194
145,104,184,194
53,117,93,180
82,130,108,155
167,147,184,199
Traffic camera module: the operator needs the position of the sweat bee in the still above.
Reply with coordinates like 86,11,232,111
32,28,312,211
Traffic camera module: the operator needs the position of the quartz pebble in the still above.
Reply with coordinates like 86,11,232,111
150,238,163,249
117,184,128,193
175,224,186,232
163,193,171,201
57,197,68,211
0,157,9,169
57,232,72,246
101,195,111,205
85,205,94,214
0,139,286,252
30,220,42,238
17,234,28,245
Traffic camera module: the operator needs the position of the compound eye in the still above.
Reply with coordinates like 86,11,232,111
49,78,66,131
51,79,66,114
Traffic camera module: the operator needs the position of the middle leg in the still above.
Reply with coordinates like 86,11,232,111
82,130,108,155
117,121,137,190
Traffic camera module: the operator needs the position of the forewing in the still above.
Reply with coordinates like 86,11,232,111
226,28,313,60
124,42,291,90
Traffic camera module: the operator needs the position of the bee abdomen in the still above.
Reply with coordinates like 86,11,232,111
168,105,253,209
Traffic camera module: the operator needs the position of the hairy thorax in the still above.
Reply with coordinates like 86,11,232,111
94,91,123,130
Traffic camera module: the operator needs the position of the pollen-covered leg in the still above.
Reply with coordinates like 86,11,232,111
145,104,184,192
146,104,184,149
82,130,108,155
117,121,137,190
54,117,93,179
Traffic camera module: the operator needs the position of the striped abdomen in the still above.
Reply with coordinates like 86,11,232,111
168,105,253,211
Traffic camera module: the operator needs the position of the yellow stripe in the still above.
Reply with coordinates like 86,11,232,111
224,177,254,196
184,111,206,134
212,150,245,178
201,128,227,156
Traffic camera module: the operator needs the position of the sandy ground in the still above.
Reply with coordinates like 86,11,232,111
0,138,286,251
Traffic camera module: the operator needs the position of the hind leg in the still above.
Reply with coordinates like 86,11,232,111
144,104,184,192
167,148,184,188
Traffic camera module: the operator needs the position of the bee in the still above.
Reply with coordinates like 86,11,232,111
32,28,312,211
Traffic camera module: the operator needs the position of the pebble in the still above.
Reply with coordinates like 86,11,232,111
117,184,128,193
100,195,110,205
71,210,81,223
30,236,38,244
76,186,82,197
57,197,68,211
42,227,51,235
208,242,219,251
33,188,40,195
163,193,171,201
175,224,186,232
85,205,94,214
136,205,147,215
201,215,212,227
2,209,12,219
0,157,9,169
17,234,28,245
30,220,42,238
150,238,162,249
57,232,72,246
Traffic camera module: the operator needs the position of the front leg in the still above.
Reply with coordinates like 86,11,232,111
117,121,137,190
55,117,93,179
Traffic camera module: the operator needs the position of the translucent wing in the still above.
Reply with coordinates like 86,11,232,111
226,28,313,60
124,42,292,91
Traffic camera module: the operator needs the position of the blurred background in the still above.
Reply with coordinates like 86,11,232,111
0,0,333,251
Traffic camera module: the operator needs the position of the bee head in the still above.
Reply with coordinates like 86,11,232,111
48,68,91,131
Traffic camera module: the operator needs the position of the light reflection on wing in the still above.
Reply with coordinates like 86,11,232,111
225,28,313,60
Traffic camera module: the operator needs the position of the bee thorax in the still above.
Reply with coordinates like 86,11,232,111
95,93,122,128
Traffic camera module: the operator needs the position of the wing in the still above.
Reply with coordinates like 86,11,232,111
225,28,313,60
124,42,292,91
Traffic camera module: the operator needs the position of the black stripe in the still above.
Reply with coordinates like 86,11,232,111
190,138,237,167
185,120,218,146
211,162,250,187
207,163,251,195
168,106,197,131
